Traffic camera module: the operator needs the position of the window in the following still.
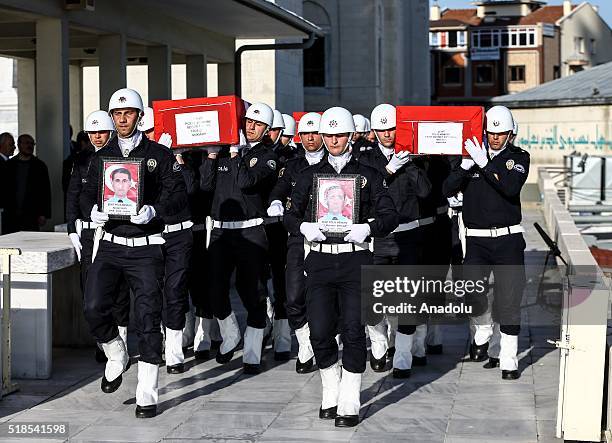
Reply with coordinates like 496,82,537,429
472,28,537,48
574,37,585,54
448,31,457,48
480,31,492,47
430,32,439,46
591,39,596,54
509,65,525,82
554,65,560,79
475,64,494,85
458,31,466,46
443,66,461,85
519,31,527,46
304,36,325,87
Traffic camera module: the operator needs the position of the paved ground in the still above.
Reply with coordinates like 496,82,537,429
0,207,563,442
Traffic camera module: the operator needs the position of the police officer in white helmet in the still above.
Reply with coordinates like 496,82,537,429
201,102,279,374
284,106,398,427
351,114,375,156
443,105,529,380
81,88,187,417
267,112,325,374
280,113,297,149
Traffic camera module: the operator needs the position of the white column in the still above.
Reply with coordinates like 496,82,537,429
69,64,82,133
35,18,70,228
186,54,207,98
147,45,172,103
217,62,235,96
17,58,36,138
98,34,127,109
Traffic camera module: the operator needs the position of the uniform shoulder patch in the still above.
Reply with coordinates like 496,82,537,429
361,176,368,188
172,161,181,172
382,178,388,188
513,164,526,174
249,157,258,168
147,158,157,172
505,159,515,170
267,159,277,170
278,167,285,178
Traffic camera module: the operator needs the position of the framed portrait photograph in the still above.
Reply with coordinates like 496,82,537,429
312,173,361,237
99,157,144,220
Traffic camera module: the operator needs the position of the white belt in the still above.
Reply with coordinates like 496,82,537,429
418,216,435,227
305,240,371,254
75,219,103,236
436,205,449,215
465,225,525,238
393,220,420,233
163,220,194,234
263,216,283,225
212,218,263,230
102,232,166,247
450,207,462,217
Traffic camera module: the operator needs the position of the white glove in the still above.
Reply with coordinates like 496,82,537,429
130,205,156,225
464,137,488,168
386,151,412,174
344,223,371,244
460,158,475,170
90,204,109,225
230,130,248,154
300,222,326,242
207,146,221,155
69,233,82,262
267,200,284,217
158,132,173,148
447,195,463,207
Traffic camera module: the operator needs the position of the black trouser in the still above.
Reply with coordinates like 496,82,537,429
189,229,213,319
84,241,164,364
81,229,130,327
208,225,268,329
162,228,193,330
450,211,464,280
285,235,307,331
304,249,371,373
374,228,425,335
264,221,288,319
422,216,453,324
463,233,526,336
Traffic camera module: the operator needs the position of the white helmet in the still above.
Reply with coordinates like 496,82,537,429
512,120,518,136
138,106,154,132
370,104,396,131
364,117,371,132
320,107,355,135
271,110,285,129
245,102,274,127
108,88,144,115
486,105,514,133
353,114,368,133
281,114,296,136
84,110,114,132
297,112,322,133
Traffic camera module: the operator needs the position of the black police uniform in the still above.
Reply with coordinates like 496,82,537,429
81,136,186,365
443,144,530,336
199,143,278,334
284,156,398,374
351,137,377,161
65,144,130,333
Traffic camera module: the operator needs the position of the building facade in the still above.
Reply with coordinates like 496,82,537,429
430,0,611,105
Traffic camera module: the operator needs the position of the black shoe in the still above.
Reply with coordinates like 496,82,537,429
135,404,157,418
166,363,185,374
274,351,291,362
101,374,122,393
483,357,500,369
387,346,395,359
243,363,261,375
296,357,316,374
216,343,239,364
502,370,520,380
392,368,411,379
211,340,222,351
335,415,359,427
469,341,489,362
319,406,337,420
95,348,107,363
369,352,387,372
426,344,443,355
194,350,210,361
412,356,427,366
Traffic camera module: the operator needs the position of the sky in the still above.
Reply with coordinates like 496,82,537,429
431,0,612,26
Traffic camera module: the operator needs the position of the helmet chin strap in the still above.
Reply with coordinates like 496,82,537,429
114,113,142,139
323,132,353,156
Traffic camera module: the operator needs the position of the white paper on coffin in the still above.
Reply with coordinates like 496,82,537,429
417,122,463,155
175,110,221,145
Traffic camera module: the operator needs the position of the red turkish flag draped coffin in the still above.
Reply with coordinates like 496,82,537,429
153,95,248,149
292,111,323,143
395,106,484,156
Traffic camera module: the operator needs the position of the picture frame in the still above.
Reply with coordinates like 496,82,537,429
311,173,361,238
98,157,144,220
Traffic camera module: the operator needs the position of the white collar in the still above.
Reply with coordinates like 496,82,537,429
117,131,143,157
327,151,352,174
378,143,394,158
304,148,324,166
488,145,506,158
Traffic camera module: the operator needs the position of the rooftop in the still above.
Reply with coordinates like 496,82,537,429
432,4,571,27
